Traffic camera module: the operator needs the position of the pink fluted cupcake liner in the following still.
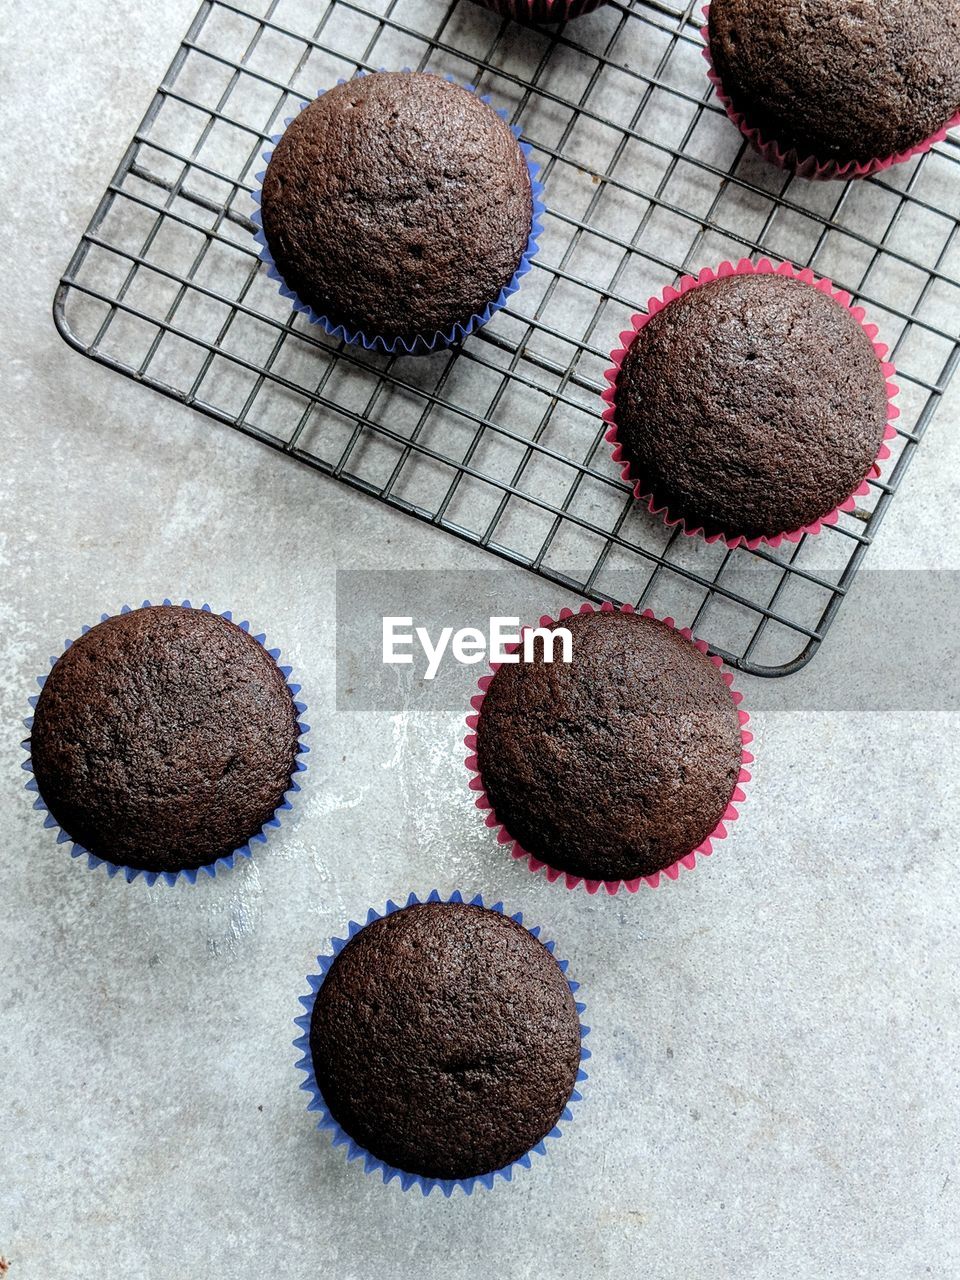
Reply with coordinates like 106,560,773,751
463,601,753,895
600,256,900,552
469,0,607,22
701,3,960,181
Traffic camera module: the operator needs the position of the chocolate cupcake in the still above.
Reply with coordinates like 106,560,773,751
255,71,542,352
705,0,960,176
26,603,305,883
471,608,747,886
298,895,587,1190
606,267,893,544
469,0,607,22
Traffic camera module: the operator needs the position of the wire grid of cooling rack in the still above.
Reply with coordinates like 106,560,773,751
54,0,960,675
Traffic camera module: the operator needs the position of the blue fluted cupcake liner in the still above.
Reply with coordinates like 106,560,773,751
294,888,591,1197
21,599,310,887
250,70,546,355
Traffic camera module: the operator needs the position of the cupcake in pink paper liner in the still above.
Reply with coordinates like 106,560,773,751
701,1,960,181
463,602,753,895
601,257,900,552
469,0,607,22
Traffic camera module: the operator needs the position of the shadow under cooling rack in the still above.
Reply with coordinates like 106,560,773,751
53,0,960,676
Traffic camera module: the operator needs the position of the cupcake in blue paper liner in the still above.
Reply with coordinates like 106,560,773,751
251,69,545,355
294,890,590,1196
21,600,309,887
470,0,608,21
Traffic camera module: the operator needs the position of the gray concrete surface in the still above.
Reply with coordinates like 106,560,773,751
2,2,959,1278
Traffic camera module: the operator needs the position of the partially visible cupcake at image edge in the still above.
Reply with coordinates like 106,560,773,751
465,605,752,893
253,70,543,353
296,893,589,1194
24,602,308,885
703,0,960,178
469,0,608,23
602,259,899,549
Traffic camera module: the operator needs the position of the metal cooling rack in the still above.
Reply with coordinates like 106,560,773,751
54,0,960,675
